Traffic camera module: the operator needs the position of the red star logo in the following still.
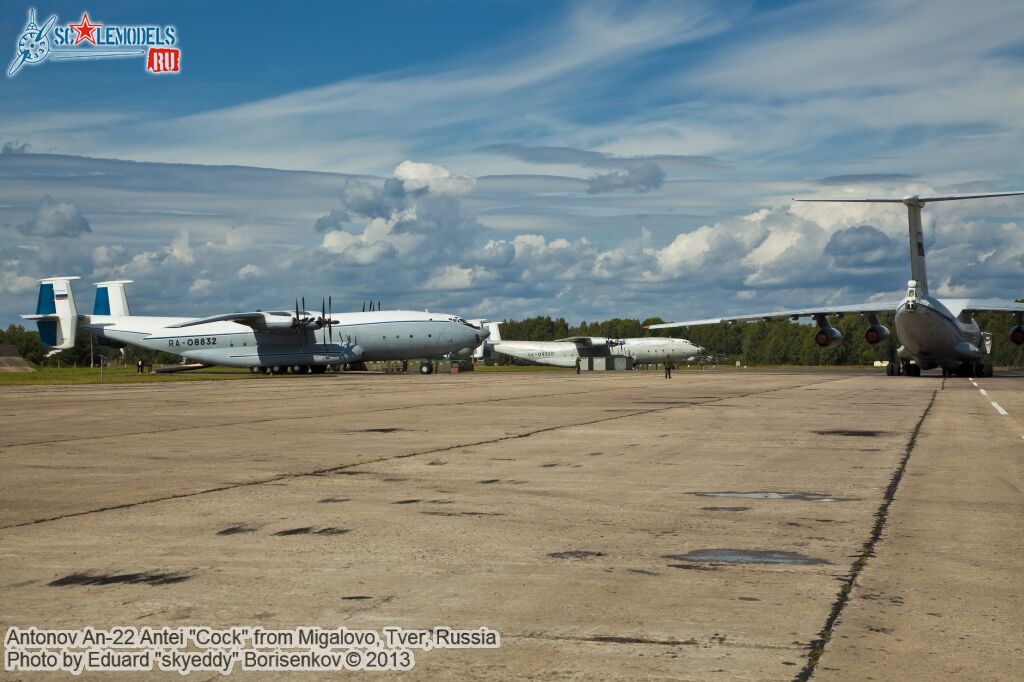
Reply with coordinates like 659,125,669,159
68,12,102,45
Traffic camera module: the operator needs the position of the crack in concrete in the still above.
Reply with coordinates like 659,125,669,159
1,377,844,530
795,381,942,681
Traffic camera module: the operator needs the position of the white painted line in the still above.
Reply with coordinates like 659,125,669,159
991,402,1008,416
979,389,988,396
970,379,977,385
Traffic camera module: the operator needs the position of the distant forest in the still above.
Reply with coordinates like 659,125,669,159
495,310,1024,367
3,307,1022,368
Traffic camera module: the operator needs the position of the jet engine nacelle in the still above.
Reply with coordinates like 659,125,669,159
1010,325,1024,346
864,324,891,345
587,337,614,347
814,327,843,348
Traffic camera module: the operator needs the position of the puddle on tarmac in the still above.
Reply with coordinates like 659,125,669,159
814,429,884,437
548,550,605,560
694,492,852,502
49,571,193,587
663,549,829,565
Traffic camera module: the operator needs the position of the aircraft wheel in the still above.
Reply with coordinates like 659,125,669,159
291,365,308,374
272,366,287,375
983,363,993,378
419,362,433,375
311,365,327,374
249,366,262,375
886,363,896,376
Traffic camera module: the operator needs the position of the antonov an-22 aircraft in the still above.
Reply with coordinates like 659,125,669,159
650,192,1024,377
477,322,703,367
23,279,488,374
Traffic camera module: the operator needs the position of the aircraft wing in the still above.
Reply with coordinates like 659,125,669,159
553,336,619,347
958,299,1024,314
165,312,290,330
647,302,904,329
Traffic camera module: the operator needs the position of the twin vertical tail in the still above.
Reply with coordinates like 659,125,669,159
794,191,1024,296
22,276,81,350
93,280,133,316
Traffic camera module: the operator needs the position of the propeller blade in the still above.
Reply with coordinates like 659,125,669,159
328,296,333,344
362,301,365,312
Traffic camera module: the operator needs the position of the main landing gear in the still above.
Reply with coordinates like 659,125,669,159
943,362,992,378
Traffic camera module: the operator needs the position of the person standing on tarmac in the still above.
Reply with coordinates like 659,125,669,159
575,356,581,374
664,357,673,379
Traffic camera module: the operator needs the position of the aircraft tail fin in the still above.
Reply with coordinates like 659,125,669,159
486,321,502,343
21,276,80,350
93,280,133,316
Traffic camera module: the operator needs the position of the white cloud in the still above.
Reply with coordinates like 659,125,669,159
394,161,474,194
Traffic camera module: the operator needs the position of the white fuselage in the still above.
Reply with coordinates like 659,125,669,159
82,310,486,368
489,337,702,368
894,295,983,371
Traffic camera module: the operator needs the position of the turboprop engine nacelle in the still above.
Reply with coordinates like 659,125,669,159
260,312,299,330
814,327,843,348
1011,325,1024,346
864,324,891,345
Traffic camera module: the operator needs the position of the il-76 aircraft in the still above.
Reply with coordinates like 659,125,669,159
650,192,1024,378
23,279,488,374
477,322,702,367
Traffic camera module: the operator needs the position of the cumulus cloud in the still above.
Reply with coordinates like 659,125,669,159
317,161,481,269
586,161,665,194
16,195,92,237
394,161,474,194
2,140,30,154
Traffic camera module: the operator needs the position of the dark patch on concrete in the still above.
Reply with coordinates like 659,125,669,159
216,523,258,535
382,477,407,482
694,491,853,502
814,429,884,437
49,571,192,587
664,549,829,565
587,452,603,456
341,595,371,600
738,597,760,601
360,428,403,433
318,497,351,503
540,463,559,468
477,479,501,484
315,527,351,535
335,471,369,476
548,550,605,560
701,506,750,512
666,563,718,571
420,511,505,517
625,568,659,576
393,499,422,504
427,460,446,465
589,635,686,645
274,527,314,536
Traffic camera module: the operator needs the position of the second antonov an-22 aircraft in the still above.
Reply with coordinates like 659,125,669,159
23,279,488,374
649,192,1024,377
477,322,703,368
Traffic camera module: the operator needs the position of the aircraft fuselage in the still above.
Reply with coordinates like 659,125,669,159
82,310,485,368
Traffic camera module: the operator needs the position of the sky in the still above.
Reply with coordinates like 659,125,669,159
1,0,1022,326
